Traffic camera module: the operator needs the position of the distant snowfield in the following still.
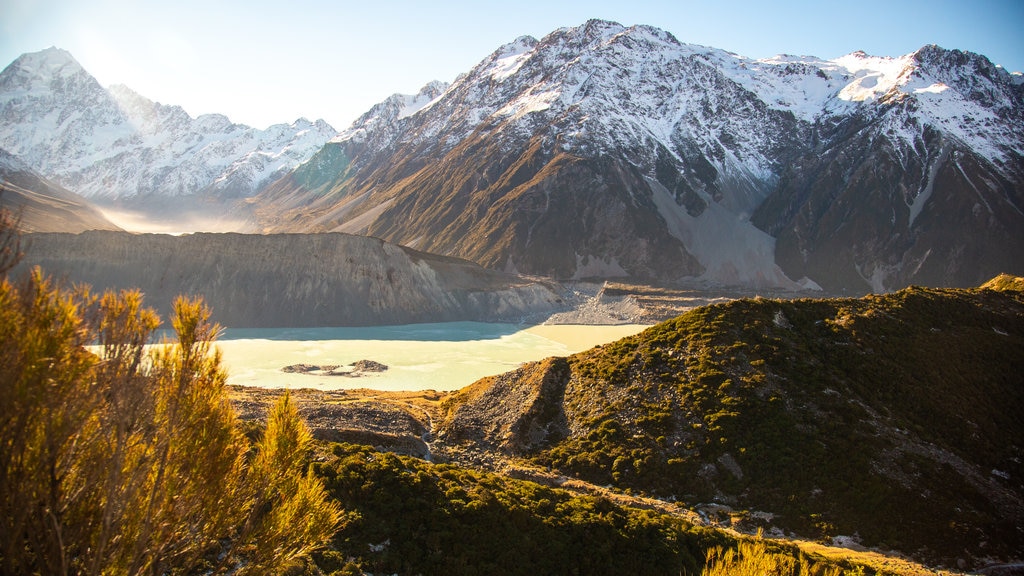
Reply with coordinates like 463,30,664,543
216,322,648,391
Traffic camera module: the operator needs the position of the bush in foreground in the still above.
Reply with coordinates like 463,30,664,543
0,268,341,575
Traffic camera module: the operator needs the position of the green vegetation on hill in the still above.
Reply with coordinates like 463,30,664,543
314,442,709,575
310,442,873,576
442,279,1024,567
982,272,1024,292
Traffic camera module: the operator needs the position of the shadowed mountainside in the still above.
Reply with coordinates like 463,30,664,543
0,148,120,233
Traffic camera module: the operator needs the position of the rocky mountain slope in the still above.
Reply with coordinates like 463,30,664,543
0,147,120,232
0,47,336,205
435,277,1024,567
258,20,1023,293
14,231,566,327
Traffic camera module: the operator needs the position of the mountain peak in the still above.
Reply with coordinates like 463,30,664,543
3,47,87,81
541,19,682,50
576,18,626,38
501,35,539,52
332,79,450,144
538,18,627,49
909,43,1010,82
417,79,450,100
24,46,78,66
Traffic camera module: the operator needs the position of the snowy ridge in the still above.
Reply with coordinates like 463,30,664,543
714,45,1022,167
333,20,1021,191
0,47,337,199
333,20,801,213
211,118,338,196
331,80,449,145
487,36,537,81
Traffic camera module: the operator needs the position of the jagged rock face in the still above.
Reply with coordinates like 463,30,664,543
0,147,120,232
14,231,566,327
755,48,1024,292
260,21,1023,291
758,125,1024,292
0,48,337,200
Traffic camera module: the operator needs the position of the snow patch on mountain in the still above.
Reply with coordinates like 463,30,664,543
488,36,537,81
397,80,451,120
913,82,949,95
832,51,914,102
496,86,561,119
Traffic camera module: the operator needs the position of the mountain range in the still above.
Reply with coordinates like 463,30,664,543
255,20,1023,293
2,21,1022,293
0,47,336,205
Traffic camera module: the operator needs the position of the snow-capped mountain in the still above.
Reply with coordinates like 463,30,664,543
752,45,1024,292
0,47,337,201
259,20,1023,292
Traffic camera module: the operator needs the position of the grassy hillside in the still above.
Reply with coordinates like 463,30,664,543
309,442,892,576
438,280,1024,567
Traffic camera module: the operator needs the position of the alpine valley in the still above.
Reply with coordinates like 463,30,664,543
2,18,1024,575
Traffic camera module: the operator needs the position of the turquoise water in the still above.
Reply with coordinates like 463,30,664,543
220,322,523,343
215,322,647,392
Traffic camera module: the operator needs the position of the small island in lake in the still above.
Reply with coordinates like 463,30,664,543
281,360,389,377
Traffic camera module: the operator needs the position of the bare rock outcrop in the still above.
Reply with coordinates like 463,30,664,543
437,357,570,455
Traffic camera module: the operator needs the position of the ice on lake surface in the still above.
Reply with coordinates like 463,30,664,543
216,322,648,391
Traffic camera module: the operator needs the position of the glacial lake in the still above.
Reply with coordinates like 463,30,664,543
216,322,649,392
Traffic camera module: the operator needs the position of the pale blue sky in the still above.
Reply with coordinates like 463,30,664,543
2,0,1021,130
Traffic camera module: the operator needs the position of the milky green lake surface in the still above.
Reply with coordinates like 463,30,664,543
216,322,649,391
